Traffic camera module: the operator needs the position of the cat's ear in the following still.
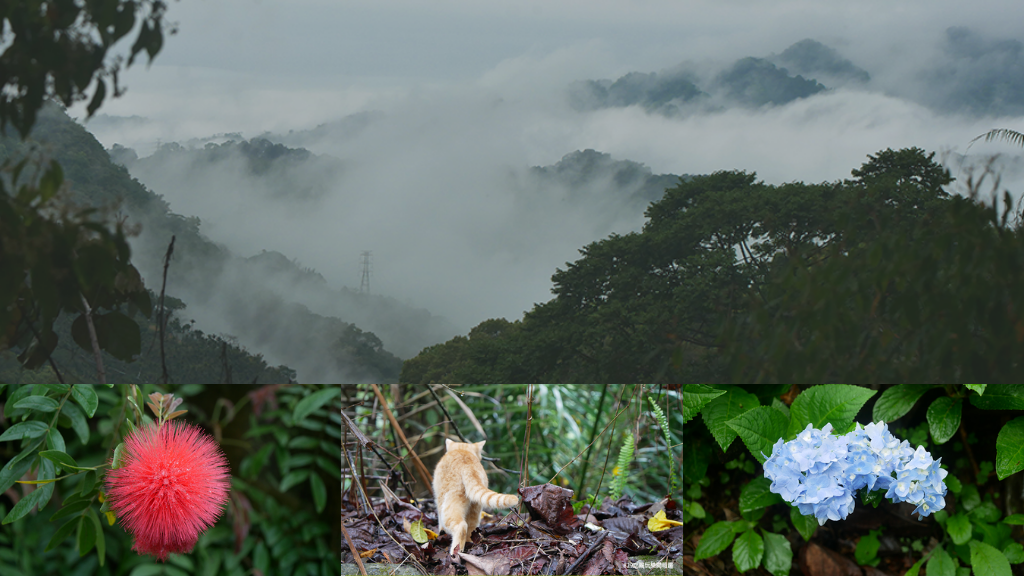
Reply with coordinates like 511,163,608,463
446,438,455,451
475,441,486,455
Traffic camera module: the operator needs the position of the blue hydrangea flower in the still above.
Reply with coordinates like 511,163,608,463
763,421,947,526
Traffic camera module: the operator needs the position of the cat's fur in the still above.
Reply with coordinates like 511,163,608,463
432,439,519,556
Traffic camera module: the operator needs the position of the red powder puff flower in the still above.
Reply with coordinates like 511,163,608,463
105,421,231,561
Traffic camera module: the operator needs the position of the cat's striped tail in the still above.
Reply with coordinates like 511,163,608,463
467,484,519,509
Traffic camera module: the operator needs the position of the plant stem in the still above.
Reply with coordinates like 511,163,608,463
959,422,980,479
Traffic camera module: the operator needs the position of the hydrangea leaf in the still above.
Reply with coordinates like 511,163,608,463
968,540,1012,576
873,385,935,422
904,556,926,576
959,484,980,512
1003,514,1024,525
969,501,1002,524
762,530,792,576
739,477,783,515
970,385,1024,410
855,530,880,566
727,406,789,464
732,529,764,573
790,505,817,541
965,384,986,396
694,521,737,561
926,545,955,576
946,513,972,545
926,397,961,445
786,385,876,440
995,416,1024,480
945,474,962,493
1003,543,1024,564
684,384,727,424
683,437,712,483
702,387,760,452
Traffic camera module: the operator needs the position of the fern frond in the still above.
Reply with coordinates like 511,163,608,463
609,432,634,501
971,128,1024,148
648,397,678,494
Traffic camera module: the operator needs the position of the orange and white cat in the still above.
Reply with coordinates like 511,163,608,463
432,439,519,556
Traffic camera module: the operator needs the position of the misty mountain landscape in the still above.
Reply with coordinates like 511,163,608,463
5,7,1024,383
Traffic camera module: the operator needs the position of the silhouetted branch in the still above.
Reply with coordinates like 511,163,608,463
159,235,175,384
79,293,106,384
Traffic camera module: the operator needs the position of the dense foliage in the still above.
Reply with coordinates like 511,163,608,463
0,383,341,576
683,384,1024,576
402,146,979,383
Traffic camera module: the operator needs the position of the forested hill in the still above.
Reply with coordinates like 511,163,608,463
0,105,407,383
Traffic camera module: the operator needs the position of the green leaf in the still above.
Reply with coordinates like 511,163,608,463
739,477,784,515
87,507,105,566
77,513,96,556
694,521,737,561
288,436,318,450
111,443,126,470
38,450,82,471
904,556,926,576
947,513,972,545
945,474,962,493
684,384,727,424
1003,514,1024,525
770,398,790,418
855,529,880,566
254,541,270,574
0,420,49,442
927,397,962,444
50,499,91,521
787,385,876,440
46,427,65,454
683,438,712,483
46,517,80,552
996,416,1024,480
727,406,789,464
960,484,980,512
927,545,955,576
60,402,89,444
873,385,934,422
80,470,96,496
688,501,706,519
0,441,41,494
969,501,1002,524
2,486,46,524
732,529,764,573
1003,543,1024,564
762,531,792,576
292,387,340,424
970,385,1024,410
129,565,163,576
702,387,761,452
790,506,817,541
13,395,59,413
309,473,326,514
968,540,1012,576
71,385,98,418
279,470,310,493
965,384,986,396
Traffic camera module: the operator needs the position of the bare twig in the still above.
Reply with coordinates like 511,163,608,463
563,530,608,575
340,521,368,576
158,235,174,384
371,384,433,488
959,422,980,479
521,384,534,489
427,385,518,474
79,293,106,385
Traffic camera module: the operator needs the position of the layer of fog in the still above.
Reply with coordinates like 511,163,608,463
81,28,1024,356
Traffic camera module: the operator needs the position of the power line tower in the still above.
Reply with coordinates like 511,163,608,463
359,251,372,294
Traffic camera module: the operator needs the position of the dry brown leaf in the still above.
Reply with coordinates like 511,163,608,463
359,549,377,558
460,553,511,576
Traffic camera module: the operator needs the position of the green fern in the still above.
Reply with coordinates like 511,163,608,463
648,396,679,495
609,432,635,501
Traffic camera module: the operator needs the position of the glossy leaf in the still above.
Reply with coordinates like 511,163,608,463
702,387,761,452
739,477,784,515
1003,543,1024,564
787,385,876,439
727,406,789,464
872,385,934,422
13,395,59,413
694,521,737,561
968,540,1012,576
762,530,792,576
970,385,1024,410
2,486,47,524
926,397,961,444
71,385,99,418
996,416,1024,480
60,402,89,444
684,384,727,424
0,420,49,442
87,507,105,566
310,473,326,514
50,499,91,521
39,450,82,470
77,513,96,556
46,517,80,552
732,529,764,573
947,513,971,545
280,470,310,493
926,545,955,576
790,505,817,541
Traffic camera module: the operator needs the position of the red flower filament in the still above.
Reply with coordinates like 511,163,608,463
105,421,230,561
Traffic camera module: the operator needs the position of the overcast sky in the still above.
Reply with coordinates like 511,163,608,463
74,0,1024,348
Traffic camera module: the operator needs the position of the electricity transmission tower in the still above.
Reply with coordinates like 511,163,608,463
359,251,372,294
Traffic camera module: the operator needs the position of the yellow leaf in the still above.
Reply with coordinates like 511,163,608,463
409,519,429,544
425,527,439,540
98,492,105,503
648,510,683,532
105,511,116,526
359,549,377,558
